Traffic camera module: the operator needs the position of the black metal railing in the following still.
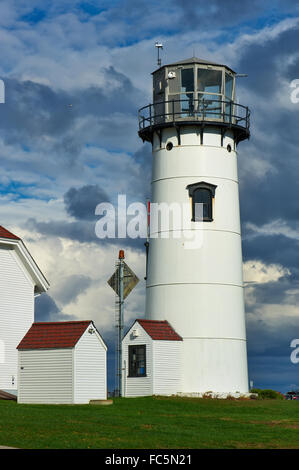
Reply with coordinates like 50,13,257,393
138,98,250,132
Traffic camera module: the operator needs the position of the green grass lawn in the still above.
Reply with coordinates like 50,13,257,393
0,396,299,449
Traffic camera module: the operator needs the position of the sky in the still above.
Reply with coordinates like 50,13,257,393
0,0,299,393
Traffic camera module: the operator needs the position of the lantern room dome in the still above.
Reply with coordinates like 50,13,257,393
153,56,236,74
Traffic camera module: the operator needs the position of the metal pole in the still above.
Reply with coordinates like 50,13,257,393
118,250,125,397
144,200,150,280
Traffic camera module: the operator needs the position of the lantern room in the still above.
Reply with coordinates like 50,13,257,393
138,57,250,144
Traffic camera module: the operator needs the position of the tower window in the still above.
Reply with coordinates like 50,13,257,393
186,181,217,222
128,345,146,377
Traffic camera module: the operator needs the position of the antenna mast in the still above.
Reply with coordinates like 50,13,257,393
155,42,163,67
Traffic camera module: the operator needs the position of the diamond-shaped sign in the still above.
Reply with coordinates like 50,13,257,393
108,262,139,299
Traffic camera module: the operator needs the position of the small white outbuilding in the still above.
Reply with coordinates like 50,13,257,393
122,319,183,397
17,320,107,404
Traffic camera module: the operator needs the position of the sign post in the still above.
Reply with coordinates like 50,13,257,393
108,250,139,396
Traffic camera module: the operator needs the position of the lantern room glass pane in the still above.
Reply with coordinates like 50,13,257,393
197,69,222,94
181,68,194,93
181,92,195,116
225,73,233,99
197,93,221,119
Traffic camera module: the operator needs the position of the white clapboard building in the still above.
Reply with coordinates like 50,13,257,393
17,320,107,404
122,319,182,397
0,225,49,393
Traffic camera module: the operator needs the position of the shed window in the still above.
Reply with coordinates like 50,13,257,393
186,182,217,222
128,345,146,377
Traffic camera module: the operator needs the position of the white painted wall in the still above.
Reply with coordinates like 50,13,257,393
182,338,248,393
146,126,249,394
18,349,73,404
153,340,182,395
74,326,107,403
122,324,153,397
0,247,34,391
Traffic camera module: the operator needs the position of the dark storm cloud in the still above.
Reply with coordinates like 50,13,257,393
35,293,77,322
77,67,139,115
54,274,93,305
243,234,299,275
35,293,59,321
246,278,297,306
238,24,299,97
174,0,297,29
27,217,97,243
248,355,299,392
239,162,299,225
175,0,263,27
0,66,142,153
64,184,109,221
0,79,73,143
27,216,145,250
233,23,299,239
247,320,297,359
87,0,298,46
132,144,152,200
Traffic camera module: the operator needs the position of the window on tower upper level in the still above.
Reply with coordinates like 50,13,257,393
186,182,217,222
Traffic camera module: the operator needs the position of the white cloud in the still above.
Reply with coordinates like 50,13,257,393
247,302,299,328
245,220,299,241
243,259,291,284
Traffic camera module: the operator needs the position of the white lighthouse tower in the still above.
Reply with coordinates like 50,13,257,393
138,57,250,395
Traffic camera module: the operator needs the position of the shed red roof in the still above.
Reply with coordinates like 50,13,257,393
17,321,92,350
137,319,182,341
0,225,20,240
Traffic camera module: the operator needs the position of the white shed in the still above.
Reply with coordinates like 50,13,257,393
17,320,107,404
122,319,183,397
0,225,49,393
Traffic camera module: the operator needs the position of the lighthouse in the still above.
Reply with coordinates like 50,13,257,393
137,57,250,395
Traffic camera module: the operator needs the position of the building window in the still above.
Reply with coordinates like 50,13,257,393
128,345,146,377
186,181,217,222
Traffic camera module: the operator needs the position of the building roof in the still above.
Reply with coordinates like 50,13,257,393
167,56,221,66
17,321,94,350
137,319,182,341
153,56,235,74
0,225,20,240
